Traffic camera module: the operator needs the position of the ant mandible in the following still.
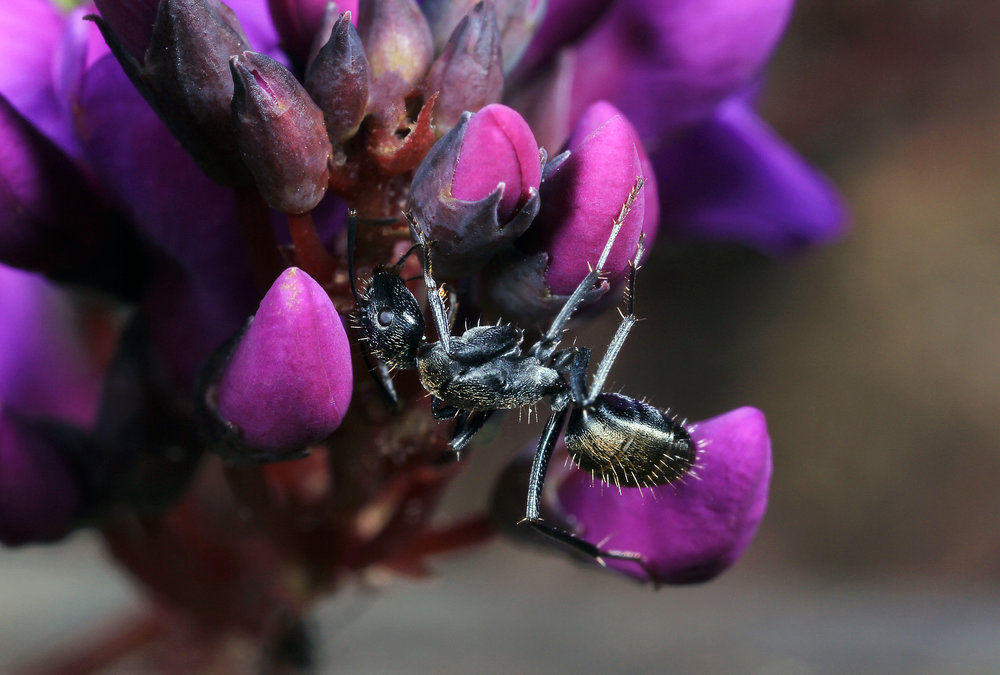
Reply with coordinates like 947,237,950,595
349,179,696,576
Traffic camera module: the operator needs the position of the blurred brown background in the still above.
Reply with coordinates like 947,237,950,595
4,3,1000,673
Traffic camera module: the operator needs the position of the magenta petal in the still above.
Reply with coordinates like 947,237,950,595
570,101,660,247
228,0,286,60
216,268,353,454
0,0,76,153
0,407,83,546
76,54,257,279
453,103,541,221
655,98,847,254
0,264,102,426
556,406,772,584
569,0,794,140
527,112,645,295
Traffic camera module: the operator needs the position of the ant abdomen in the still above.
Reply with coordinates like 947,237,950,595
565,393,695,489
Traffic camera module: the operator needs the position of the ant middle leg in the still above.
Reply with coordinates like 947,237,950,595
403,211,452,351
531,177,645,364
347,210,400,410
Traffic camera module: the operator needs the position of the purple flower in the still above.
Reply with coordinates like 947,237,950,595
512,0,845,255
212,267,353,459
0,264,102,426
0,0,842,663
554,406,772,585
653,97,847,253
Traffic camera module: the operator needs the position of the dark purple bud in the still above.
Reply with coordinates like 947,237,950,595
0,406,85,546
421,1,503,133
357,0,433,87
407,104,541,279
93,0,160,59
555,407,772,585
267,0,358,65
230,51,333,214
480,109,651,324
653,98,847,255
423,0,544,73
89,0,254,184
209,268,353,461
305,11,371,143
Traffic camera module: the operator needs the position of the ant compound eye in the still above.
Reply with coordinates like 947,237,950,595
377,309,394,327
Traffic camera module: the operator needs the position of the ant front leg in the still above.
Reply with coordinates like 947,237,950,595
347,210,400,410
532,178,645,364
404,212,452,351
520,405,657,583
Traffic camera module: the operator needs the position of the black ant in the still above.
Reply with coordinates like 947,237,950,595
349,180,695,577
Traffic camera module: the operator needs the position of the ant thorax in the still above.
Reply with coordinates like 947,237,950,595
417,328,562,411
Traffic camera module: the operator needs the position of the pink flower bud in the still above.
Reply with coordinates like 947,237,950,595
525,108,647,295
213,268,353,459
406,104,541,279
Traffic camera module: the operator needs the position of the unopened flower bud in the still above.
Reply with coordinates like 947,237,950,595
482,107,648,323
305,11,371,143
206,268,353,461
93,0,159,59
527,110,648,294
0,406,86,546
230,51,333,214
407,104,541,279
555,407,772,585
570,101,659,246
423,0,544,72
89,0,253,184
357,0,433,87
267,0,358,66
421,1,503,133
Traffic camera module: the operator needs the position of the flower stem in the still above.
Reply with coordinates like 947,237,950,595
234,186,285,294
287,211,337,284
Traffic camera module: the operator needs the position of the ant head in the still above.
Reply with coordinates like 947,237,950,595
358,267,425,369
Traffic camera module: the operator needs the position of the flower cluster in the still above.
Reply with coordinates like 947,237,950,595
0,0,842,665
